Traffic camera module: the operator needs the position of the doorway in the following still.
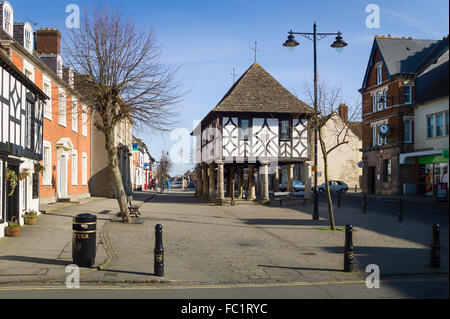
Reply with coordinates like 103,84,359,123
6,164,20,222
58,155,68,199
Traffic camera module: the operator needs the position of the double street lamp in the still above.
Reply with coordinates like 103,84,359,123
282,23,347,220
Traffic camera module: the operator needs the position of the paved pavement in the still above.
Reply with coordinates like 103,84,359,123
0,189,448,299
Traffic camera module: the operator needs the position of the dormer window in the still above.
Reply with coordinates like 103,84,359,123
57,56,63,79
2,3,13,36
24,26,33,52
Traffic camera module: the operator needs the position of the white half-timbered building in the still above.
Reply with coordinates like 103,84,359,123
192,62,314,205
0,50,47,237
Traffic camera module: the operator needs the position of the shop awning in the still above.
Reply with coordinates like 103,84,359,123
400,149,449,164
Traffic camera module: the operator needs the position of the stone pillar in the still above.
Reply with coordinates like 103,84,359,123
260,161,270,204
287,164,295,198
229,167,235,199
202,165,209,200
247,165,256,200
230,167,236,206
273,166,280,193
303,162,312,199
195,166,202,198
208,163,216,202
215,161,225,206
237,167,244,199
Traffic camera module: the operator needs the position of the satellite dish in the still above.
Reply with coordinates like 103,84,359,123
358,161,365,168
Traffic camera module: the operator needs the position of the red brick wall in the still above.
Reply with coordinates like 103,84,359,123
9,47,91,200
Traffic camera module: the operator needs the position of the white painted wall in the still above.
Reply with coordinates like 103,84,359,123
414,97,449,151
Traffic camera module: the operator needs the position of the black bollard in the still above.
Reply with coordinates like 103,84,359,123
337,191,341,208
362,194,367,214
344,225,354,272
398,199,404,222
154,224,164,276
430,224,440,268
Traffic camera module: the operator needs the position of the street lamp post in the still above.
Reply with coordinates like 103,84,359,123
283,22,347,220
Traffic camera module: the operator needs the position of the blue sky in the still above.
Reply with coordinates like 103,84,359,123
10,0,450,175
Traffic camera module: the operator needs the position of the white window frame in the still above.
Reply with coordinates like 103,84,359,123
72,98,78,132
42,141,52,186
372,120,388,146
81,104,88,137
72,150,78,186
82,152,87,186
372,94,376,113
58,88,67,127
376,64,383,85
404,85,412,105
427,111,449,139
23,60,34,82
377,91,383,111
404,119,412,143
24,25,34,53
57,55,63,79
427,115,435,139
43,76,52,120
2,4,13,36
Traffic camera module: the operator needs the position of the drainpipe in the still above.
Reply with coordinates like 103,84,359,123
398,111,404,196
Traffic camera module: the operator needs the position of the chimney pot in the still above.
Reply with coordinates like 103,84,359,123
35,28,61,55
338,103,349,122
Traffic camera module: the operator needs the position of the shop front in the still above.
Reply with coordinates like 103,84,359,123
417,151,448,197
401,150,448,198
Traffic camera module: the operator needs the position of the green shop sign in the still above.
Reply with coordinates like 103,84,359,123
418,151,449,164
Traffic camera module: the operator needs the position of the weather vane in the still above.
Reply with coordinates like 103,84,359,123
250,41,260,62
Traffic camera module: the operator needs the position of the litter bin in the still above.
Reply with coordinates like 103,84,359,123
72,213,97,267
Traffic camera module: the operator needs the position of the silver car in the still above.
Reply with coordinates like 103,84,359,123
317,181,348,193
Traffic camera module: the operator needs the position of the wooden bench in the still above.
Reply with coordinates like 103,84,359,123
127,196,141,218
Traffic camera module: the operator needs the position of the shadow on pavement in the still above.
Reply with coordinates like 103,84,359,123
243,218,330,226
258,264,343,272
0,255,71,266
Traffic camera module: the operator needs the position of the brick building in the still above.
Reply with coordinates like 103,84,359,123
0,1,91,204
359,35,448,195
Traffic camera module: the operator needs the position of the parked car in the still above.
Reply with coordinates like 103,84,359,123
279,180,305,192
316,181,348,193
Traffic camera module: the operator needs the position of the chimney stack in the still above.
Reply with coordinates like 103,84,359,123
338,103,348,122
35,28,61,55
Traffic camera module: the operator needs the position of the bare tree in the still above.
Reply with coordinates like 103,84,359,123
304,80,361,230
64,3,182,223
157,152,172,193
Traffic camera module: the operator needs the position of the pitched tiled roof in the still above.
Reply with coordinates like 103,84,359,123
416,38,449,104
376,37,439,75
212,62,314,114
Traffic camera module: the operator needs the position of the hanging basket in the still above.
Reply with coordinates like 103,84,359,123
7,217,22,237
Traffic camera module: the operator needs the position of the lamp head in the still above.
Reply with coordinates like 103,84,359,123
283,31,299,51
331,31,347,52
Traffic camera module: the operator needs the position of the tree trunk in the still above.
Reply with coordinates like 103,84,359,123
319,127,336,231
104,128,131,223
323,157,336,230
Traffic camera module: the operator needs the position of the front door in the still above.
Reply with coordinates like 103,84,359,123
59,155,68,199
6,164,20,222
